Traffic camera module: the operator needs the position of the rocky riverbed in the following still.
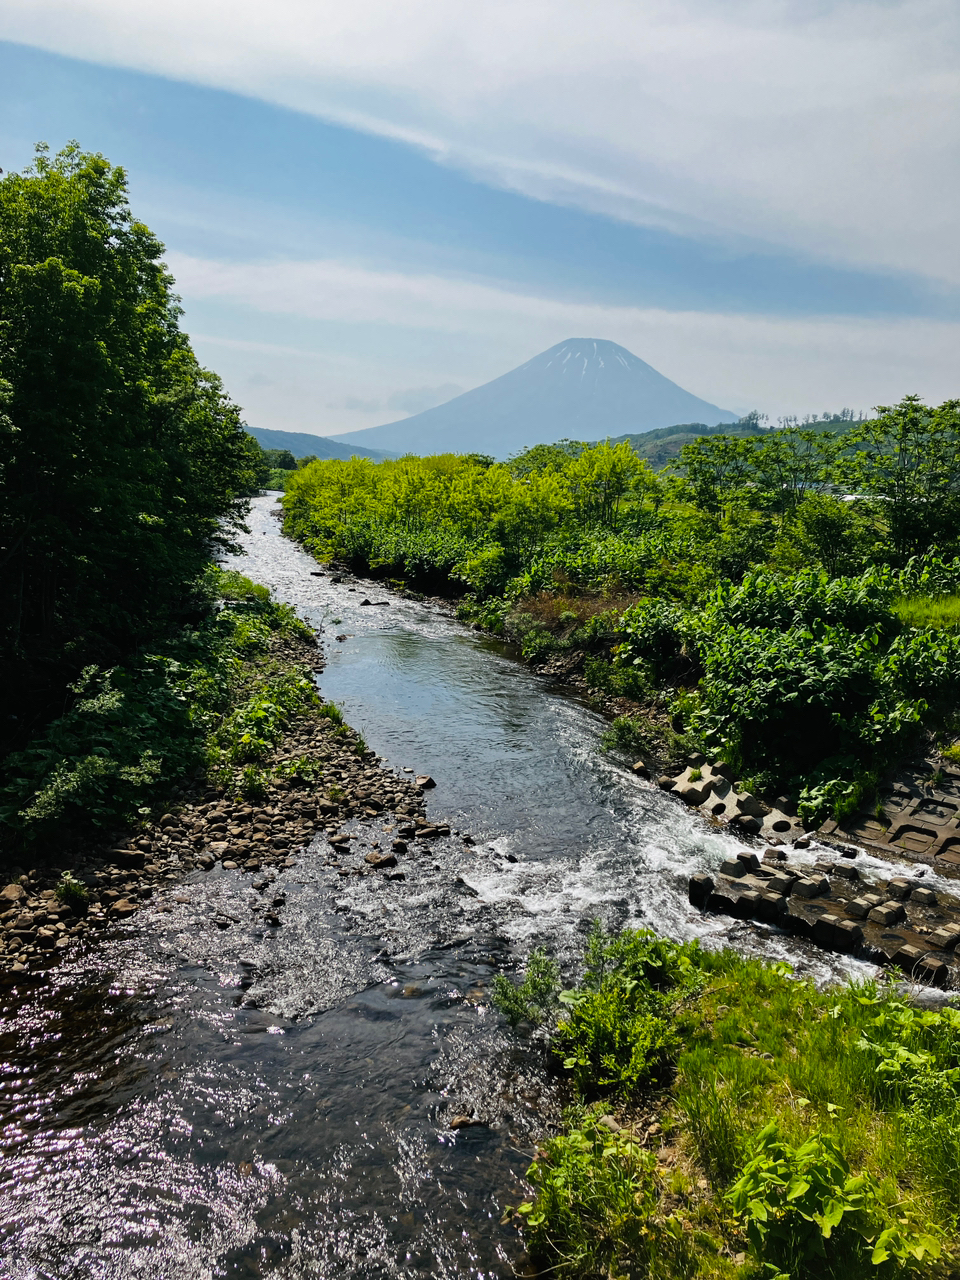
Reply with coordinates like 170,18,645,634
0,630,466,979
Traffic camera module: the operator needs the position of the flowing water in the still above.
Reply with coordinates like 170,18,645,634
0,494,875,1279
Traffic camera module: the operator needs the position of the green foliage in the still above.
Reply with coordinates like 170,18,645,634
0,570,312,845
55,870,89,904
506,933,960,1279
0,144,258,754
491,947,561,1028
600,714,658,754
728,1122,938,1278
516,1118,681,1279
215,672,318,763
894,594,960,631
551,925,701,1097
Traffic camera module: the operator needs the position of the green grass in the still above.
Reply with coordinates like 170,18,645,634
895,594,960,631
496,927,959,1279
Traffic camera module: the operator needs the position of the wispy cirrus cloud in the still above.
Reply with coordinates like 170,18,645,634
2,0,958,284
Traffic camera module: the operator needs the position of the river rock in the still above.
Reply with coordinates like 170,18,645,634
365,852,397,869
108,899,138,919
0,884,25,904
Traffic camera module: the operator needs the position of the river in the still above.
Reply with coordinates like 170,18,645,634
0,493,868,1279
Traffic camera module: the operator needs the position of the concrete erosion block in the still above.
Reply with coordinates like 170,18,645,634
767,872,797,895
754,891,788,923
910,886,938,906
688,874,715,907
916,956,949,988
831,863,860,882
846,897,874,920
890,943,925,974
791,876,829,899
868,902,906,926
705,891,737,916
719,858,747,879
736,851,761,872
812,914,863,952
886,878,912,901
930,926,960,951
733,890,762,919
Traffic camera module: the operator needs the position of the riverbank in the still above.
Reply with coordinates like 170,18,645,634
496,925,956,1279
0,570,443,977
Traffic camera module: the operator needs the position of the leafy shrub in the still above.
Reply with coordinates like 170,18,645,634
600,714,658,754
216,672,318,762
516,1118,677,1279
728,1121,939,1278
491,947,561,1028
553,984,676,1096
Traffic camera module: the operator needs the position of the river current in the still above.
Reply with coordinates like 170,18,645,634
0,494,881,1278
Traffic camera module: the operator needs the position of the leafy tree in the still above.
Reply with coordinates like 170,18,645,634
261,447,297,470
0,143,256,750
842,396,960,561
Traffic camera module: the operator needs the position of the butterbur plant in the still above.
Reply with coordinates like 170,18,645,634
727,1122,939,1278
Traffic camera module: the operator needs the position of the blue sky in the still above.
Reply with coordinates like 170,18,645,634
1,1,958,437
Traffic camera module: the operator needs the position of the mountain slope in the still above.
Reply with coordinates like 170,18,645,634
329,339,736,457
247,426,395,461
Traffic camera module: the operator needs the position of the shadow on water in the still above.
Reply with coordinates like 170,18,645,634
0,494,872,1277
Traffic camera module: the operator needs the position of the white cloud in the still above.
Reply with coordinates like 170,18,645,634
3,1,959,282
170,251,960,421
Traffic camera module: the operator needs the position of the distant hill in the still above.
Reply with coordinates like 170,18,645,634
612,415,859,470
328,339,737,458
247,426,395,461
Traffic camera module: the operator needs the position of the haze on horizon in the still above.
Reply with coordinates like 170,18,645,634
1,1,957,438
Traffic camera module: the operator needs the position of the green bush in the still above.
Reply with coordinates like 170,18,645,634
491,947,561,1028
516,1118,679,1279
728,1122,939,1278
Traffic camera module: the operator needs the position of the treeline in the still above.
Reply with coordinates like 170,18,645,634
0,145,268,853
281,401,960,817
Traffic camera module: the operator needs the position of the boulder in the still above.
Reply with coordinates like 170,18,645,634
364,852,398,869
